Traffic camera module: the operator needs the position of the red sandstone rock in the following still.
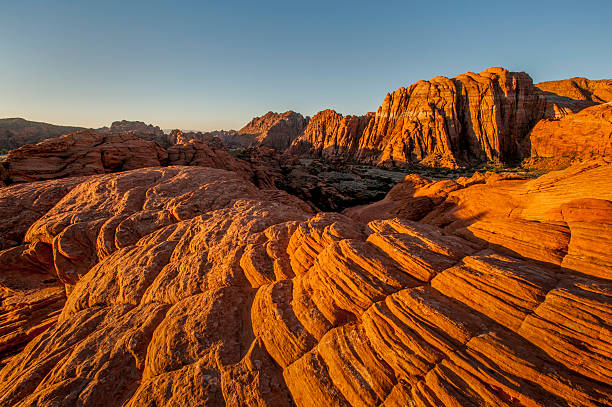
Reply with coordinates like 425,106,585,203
291,68,547,167
232,111,309,150
5,130,168,182
536,77,612,104
0,161,610,405
525,103,612,169
289,109,373,158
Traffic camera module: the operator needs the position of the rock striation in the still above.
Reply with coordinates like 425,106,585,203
291,67,548,167
0,158,610,406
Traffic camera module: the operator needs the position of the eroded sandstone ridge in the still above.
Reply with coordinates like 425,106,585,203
291,68,548,167
0,157,610,406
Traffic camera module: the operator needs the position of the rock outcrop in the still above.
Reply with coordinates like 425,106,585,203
5,131,169,183
524,103,612,168
534,78,612,118
223,111,309,150
0,159,610,406
3,130,265,186
289,110,373,158
167,129,228,150
536,77,612,104
291,68,548,167
105,120,164,137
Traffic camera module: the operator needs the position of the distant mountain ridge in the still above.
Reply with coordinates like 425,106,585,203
0,118,85,151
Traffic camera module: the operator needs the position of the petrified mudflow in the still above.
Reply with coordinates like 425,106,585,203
0,142,611,406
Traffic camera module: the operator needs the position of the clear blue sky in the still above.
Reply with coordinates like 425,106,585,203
1,0,610,130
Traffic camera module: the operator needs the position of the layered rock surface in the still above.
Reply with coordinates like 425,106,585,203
291,68,548,167
289,110,373,158
3,130,261,186
524,103,612,168
0,158,610,406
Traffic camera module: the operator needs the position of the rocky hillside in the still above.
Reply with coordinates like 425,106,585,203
0,156,610,406
0,118,85,151
221,111,309,150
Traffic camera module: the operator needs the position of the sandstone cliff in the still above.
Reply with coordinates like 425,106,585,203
0,160,610,406
291,68,548,167
289,110,373,159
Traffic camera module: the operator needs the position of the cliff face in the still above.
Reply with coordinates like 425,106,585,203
289,110,373,158
535,78,612,118
223,111,308,150
291,68,548,167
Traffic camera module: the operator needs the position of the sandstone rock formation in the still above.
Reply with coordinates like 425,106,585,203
3,130,262,186
536,77,612,104
167,129,229,150
0,118,84,152
223,111,308,150
524,103,612,168
105,120,165,137
0,159,610,406
534,78,612,118
291,68,548,167
5,130,169,183
289,109,373,158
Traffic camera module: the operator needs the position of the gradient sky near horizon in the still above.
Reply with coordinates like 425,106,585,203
1,0,611,131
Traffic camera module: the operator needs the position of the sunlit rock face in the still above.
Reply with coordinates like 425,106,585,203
523,103,612,169
536,77,612,105
291,67,549,167
0,158,610,406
